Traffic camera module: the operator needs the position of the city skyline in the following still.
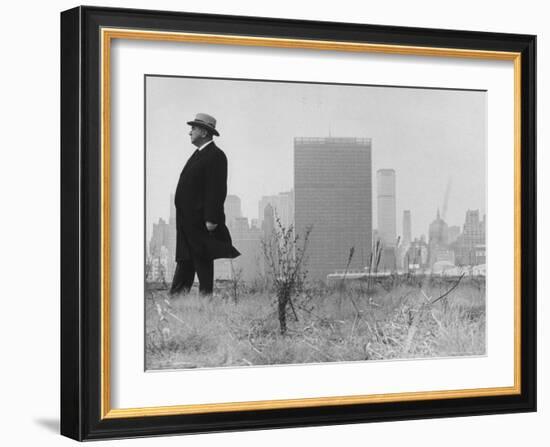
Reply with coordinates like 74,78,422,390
149,173,485,247
148,162,485,245
146,76,486,246
147,185,486,282
149,189,486,240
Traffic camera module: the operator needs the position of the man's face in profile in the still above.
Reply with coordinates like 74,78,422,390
189,125,205,147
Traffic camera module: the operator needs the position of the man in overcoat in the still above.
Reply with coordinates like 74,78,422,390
170,113,240,296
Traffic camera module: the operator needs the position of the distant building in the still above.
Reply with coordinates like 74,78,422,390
230,216,263,282
262,203,275,237
232,216,249,233
405,237,429,270
216,210,268,282
294,137,372,280
225,195,242,228
396,210,412,270
378,247,397,272
402,210,412,245
431,247,455,265
429,209,449,246
428,209,449,266
148,246,170,283
464,210,486,245
448,225,461,244
452,209,486,265
149,197,177,280
149,217,169,258
258,189,295,229
377,169,397,247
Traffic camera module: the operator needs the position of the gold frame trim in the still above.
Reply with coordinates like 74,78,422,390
100,28,522,419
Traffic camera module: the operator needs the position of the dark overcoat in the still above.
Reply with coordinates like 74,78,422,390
174,142,240,262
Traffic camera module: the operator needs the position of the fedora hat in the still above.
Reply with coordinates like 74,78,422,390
186,113,220,136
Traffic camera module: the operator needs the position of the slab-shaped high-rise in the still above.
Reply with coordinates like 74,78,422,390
225,194,242,228
403,210,412,245
377,169,397,246
294,137,372,281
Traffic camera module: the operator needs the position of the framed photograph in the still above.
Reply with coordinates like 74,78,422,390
60,6,536,441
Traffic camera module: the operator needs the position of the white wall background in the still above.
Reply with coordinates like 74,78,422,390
0,0,545,445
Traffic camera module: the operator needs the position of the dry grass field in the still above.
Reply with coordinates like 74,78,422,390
145,277,486,370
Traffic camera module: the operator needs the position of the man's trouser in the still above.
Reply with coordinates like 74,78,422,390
170,254,214,296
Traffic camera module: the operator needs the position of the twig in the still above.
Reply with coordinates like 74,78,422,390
288,296,299,321
430,273,465,305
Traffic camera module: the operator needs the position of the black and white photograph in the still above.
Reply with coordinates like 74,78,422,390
145,75,487,370
1,0,543,443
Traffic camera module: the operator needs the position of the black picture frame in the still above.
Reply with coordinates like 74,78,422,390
61,5,536,441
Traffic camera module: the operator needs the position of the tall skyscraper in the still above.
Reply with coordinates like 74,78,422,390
262,203,275,237
402,210,412,245
149,218,170,258
396,210,412,271
294,137,372,280
428,208,450,266
258,189,294,229
225,194,242,228
276,189,294,229
148,194,178,281
377,169,396,247
462,209,485,245
258,196,274,227
452,209,486,266
428,209,449,245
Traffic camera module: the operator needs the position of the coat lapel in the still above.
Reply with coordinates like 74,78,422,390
180,142,215,176
180,149,200,177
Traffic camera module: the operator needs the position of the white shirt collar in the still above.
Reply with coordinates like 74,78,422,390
197,140,213,151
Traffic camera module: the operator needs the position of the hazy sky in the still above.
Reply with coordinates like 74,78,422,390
146,76,486,241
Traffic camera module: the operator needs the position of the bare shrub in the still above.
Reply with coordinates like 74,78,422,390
261,218,312,334
228,260,245,303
